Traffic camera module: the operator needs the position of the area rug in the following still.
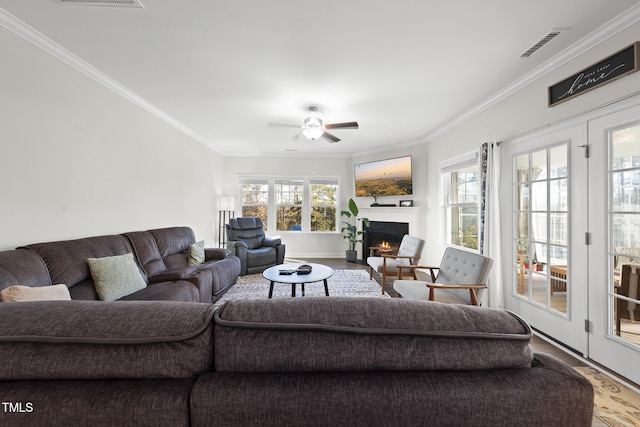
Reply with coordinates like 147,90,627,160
214,269,388,307
574,367,640,426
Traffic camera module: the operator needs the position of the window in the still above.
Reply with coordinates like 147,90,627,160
239,178,269,230
310,179,339,232
275,179,303,231
238,176,340,232
441,152,480,250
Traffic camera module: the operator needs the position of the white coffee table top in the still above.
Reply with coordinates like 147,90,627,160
263,263,334,284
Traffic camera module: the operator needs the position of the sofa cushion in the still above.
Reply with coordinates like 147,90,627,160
118,280,201,302
189,241,205,266
1,284,71,302
227,217,265,249
24,234,141,287
0,300,215,380
192,353,594,427
124,230,168,278
87,253,148,301
0,248,52,291
246,247,276,267
149,227,195,268
214,297,533,373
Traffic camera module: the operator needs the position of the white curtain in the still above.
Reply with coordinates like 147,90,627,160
481,142,504,308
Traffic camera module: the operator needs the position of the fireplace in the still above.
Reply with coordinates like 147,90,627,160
363,221,409,263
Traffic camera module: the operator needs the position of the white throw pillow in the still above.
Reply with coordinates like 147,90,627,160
1,284,71,302
87,253,147,301
188,240,205,266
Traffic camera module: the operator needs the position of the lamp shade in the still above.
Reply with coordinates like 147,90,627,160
219,196,235,211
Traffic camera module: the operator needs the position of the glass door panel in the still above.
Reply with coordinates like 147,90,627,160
610,123,640,347
588,103,640,384
513,145,568,314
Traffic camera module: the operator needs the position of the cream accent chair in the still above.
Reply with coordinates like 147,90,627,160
393,247,493,305
367,235,425,295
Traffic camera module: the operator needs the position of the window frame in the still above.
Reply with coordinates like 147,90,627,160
440,151,481,251
237,175,341,233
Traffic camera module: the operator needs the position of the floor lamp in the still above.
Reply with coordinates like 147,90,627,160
218,196,235,248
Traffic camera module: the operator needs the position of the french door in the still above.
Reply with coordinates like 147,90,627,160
501,123,589,355
501,100,640,385
588,104,640,385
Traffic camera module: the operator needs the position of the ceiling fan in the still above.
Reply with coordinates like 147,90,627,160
268,106,359,143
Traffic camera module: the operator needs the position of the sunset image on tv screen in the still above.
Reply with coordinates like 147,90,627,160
354,156,412,197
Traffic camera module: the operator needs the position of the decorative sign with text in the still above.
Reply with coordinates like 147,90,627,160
548,42,639,107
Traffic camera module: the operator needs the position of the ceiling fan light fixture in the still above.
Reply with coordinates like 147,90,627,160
302,127,324,140
302,109,324,140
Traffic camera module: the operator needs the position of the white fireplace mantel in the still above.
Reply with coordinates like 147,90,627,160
359,207,420,232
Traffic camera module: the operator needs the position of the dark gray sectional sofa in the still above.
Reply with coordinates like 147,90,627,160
0,226,240,303
0,297,594,426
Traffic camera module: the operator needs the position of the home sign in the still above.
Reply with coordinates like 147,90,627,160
548,42,639,107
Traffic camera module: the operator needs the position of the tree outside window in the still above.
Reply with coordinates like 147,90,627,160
238,177,340,232
240,180,269,230
275,179,303,231
311,181,338,231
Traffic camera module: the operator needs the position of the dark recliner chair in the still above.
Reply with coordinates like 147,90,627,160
226,217,285,275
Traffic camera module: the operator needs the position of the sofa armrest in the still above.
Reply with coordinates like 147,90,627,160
426,283,488,305
227,241,248,250
183,270,213,304
397,265,438,281
204,248,231,261
148,267,197,283
263,236,282,247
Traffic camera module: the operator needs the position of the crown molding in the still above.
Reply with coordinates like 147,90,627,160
0,7,211,149
3,4,640,156
422,2,640,144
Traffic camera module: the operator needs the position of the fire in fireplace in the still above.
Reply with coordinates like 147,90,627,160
363,221,409,263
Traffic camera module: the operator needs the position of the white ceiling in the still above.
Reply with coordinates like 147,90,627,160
1,0,639,157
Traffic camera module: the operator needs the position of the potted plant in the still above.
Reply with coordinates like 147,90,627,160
341,198,370,263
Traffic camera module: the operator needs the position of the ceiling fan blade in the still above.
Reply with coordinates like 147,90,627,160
268,122,301,128
325,121,359,129
321,132,341,143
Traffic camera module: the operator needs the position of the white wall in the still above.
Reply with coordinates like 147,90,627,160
4,18,639,262
417,22,640,266
0,27,225,249
222,155,353,257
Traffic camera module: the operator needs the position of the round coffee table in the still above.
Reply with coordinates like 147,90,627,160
263,263,334,298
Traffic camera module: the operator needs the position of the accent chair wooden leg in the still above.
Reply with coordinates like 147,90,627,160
382,271,387,295
470,290,479,306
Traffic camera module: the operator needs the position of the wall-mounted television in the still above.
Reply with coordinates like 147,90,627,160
354,155,412,197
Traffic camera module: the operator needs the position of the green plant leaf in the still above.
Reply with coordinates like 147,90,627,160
348,198,359,216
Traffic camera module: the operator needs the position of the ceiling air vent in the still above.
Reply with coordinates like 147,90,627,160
51,0,144,7
520,29,564,58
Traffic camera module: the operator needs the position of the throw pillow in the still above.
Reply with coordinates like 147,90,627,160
0,284,71,302
188,240,205,266
87,253,147,301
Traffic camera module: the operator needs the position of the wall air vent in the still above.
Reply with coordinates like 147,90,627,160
51,0,144,7
520,29,564,58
